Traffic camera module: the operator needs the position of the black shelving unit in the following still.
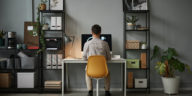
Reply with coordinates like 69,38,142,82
0,49,40,93
123,0,150,93
38,0,65,93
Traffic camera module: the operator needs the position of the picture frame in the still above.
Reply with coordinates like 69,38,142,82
125,0,148,10
50,0,63,10
24,22,39,49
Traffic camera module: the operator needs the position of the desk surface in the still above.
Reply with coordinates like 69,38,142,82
63,58,126,63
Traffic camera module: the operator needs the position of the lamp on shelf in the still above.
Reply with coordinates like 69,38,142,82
63,33,75,58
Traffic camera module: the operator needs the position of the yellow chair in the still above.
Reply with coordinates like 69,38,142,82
87,55,109,96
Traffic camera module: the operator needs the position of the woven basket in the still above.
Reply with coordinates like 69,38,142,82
126,40,140,49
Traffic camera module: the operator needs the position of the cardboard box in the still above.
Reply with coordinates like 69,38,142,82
135,78,147,88
0,73,11,88
17,72,34,88
140,53,147,69
127,72,133,88
127,59,140,68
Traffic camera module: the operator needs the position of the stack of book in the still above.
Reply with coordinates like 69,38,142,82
44,81,62,89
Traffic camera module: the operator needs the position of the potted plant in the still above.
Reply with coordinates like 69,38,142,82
0,30,5,46
126,16,139,30
151,45,191,94
39,0,48,11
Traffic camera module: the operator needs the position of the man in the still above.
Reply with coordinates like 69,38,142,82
83,24,111,96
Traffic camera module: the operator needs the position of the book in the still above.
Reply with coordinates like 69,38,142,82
141,53,147,69
128,72,133,88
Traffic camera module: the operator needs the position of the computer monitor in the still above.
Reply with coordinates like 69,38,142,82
81,34,112,51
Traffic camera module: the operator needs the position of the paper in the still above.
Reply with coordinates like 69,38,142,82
27,26,33,31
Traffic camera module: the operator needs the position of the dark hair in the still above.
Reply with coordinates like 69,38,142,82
91,24,101,35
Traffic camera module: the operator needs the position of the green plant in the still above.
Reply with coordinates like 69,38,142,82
151,45,191,77
126,16,139,25
32,4,46,54
0,30,5,39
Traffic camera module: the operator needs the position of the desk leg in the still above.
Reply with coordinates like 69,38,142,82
62,62,65,96
124,61,127,96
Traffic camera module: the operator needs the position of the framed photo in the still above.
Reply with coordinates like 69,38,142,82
50,0,63,10
125,0,148,10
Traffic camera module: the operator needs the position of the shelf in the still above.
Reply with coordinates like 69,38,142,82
40,10,64,13
15,69,36,71
125,10,149,13
127,68,148,70
127,88,148,89
42,88,61,93
43,30,63,31
0,69,14,72
126,29,149,31
41,68,62,70
126,49,148,51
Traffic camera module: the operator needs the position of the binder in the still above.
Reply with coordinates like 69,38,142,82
141,53,147,69
128,72,133,88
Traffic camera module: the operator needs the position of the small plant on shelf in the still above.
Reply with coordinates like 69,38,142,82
39,0,48,11
151,45,191,94
126,16,139,30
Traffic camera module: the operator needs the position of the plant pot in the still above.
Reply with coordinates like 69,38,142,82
126,23,136,30
40,4,46,11
161,76,180,94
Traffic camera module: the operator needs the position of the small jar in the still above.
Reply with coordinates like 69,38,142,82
42,24,49,30
141,43,147,49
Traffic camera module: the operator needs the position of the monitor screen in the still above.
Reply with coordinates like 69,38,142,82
81,34,112,51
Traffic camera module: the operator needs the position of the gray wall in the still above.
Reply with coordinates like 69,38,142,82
150,0,192,89
0,0,192,90
0,0,32,42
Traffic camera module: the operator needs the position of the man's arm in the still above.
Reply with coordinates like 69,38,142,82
82,42,89,60
105,42,111,60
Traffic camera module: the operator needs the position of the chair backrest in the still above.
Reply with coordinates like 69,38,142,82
87,55,109,78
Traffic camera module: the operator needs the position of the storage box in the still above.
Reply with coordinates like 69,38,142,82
127,72,133,88
21,57,35,69
0,73,11,88
44,81,62,89
127,59,140,68
126,40,140,49
17,72,34,88
140,53,147,69
0,61,7,69
135,78,147,88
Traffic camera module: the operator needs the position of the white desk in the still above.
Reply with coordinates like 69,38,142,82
62,58,127,96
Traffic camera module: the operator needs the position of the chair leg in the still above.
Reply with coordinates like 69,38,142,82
96,79,99,96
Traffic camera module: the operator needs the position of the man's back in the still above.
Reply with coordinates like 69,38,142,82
83,38,111,60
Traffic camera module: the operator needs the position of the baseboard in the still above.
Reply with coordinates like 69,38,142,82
68,88,192,92
150,88,192,91
67,88,122,91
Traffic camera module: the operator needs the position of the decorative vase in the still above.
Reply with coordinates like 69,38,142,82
40,4,46,11
141,43,147,49
162,76,180,94
126,23,136,30
42,24,49,30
